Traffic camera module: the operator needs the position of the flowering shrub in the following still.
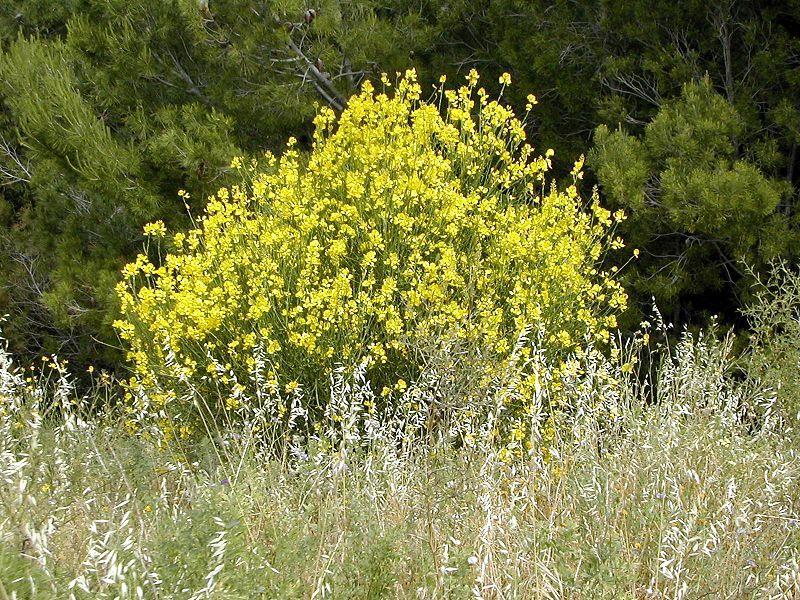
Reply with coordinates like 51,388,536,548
114,70,627,432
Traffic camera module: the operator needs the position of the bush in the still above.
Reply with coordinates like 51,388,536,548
114,70,627,432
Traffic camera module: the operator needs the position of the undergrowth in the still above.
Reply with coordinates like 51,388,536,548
1,319,799,598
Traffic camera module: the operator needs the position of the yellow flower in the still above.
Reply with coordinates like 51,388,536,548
143,220,167,238
115,69,626,442
499,72,512,86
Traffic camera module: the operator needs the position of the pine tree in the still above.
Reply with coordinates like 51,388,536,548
590,80,796,323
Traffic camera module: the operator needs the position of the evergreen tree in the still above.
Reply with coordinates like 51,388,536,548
590,80,795,323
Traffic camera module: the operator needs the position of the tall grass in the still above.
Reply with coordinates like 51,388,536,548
1,316,799,598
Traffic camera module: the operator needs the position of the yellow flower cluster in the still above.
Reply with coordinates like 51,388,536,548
115,69,626,428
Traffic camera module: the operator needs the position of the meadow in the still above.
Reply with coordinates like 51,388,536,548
0,45,798,598
2,292,800,598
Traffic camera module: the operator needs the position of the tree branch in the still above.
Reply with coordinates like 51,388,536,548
285,36,347,112
0,136,32,186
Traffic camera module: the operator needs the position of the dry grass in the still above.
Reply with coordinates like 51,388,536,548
1,327,799,599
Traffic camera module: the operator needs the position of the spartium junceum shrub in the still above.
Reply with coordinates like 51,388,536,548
114,69,628,441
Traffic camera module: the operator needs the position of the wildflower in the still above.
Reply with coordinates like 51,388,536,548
115,70,626,442
143,221,167,238
499,72,512,86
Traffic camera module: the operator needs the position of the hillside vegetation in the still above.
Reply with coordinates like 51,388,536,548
1,3,800,597
1,0,798,370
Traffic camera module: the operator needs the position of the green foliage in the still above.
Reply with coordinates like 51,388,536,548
0,34,163,367
591,80,795,320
